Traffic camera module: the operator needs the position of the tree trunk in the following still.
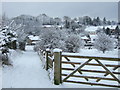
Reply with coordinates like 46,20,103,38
19,42,26,51
103,49,106,53
12,40,17,50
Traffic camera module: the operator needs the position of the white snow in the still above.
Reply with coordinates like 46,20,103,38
0,65,2,90
28,35,39,41
3,46,55,88
85,26,99,32
2,46,119,88
85,25,117,32
104,25,117,29
81,36,89,39
62,49,118,58
46,48,50,51
53,48,62,53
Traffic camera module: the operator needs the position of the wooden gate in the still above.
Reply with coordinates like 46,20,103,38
45,49,120,88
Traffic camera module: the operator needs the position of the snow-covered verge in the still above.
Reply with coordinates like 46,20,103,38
0,65,2,90
2,46,119,88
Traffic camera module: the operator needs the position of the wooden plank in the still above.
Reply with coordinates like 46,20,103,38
96,66,119,82
62,55,120,61
64,57,89,81
62,68,120,75
64,57,75,67
95,59,120,83
63,59,92,82
64,80,120,88
54,50,62,85
62,61,120,67
62,74,116,81
47,56,53,68
48,64,53,68
48,56,53,60
45,50,49,70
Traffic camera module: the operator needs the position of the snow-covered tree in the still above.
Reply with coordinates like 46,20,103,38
0,26,15,65
92,17,102,26
94,33,114,53
15,27,27,51
103,17,107,25
83,16,92,25
114,26,120,39
70,20,79,31
54,17,62,25
104,27,111,35
63,16,71,29
37,29,66,51
65,34,84,53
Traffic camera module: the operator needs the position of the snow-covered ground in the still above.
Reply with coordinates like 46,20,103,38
80,48,118,58
2,46,119,88
0,65,2,90
3,46,56,88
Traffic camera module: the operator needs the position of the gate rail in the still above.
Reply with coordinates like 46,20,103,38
45,49,120,88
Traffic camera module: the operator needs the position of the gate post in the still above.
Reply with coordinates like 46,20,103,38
45,48,50,70
53,48,62,85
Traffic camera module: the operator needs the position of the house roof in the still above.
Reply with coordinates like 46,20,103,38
81,36,89,39
28,35,39,41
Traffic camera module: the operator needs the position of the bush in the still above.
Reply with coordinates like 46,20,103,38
65,34,84,53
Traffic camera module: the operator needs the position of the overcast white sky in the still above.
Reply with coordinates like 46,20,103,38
1,2,118,21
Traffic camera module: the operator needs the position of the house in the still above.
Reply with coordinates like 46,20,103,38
85,25,117,35
81,36,90,43
27,35,40,45
85,26,98,35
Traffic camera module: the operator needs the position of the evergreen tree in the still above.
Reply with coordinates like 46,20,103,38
63,16,71,29
103,17,107,25
115,26,120,39
105,27,111,35
96,17,101,25
83,16,92,25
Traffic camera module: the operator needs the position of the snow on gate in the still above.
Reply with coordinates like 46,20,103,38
45,49,120,88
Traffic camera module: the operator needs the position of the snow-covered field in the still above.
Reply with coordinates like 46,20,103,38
80,48,118,58
2,46,119,88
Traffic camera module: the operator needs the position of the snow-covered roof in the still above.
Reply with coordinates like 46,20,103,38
28,35,39,41
81,36,89,39
42,25,63,28
90,35,97,39
42,25,54,28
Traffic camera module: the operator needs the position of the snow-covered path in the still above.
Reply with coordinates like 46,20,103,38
2,46,117,88
2,46,58,88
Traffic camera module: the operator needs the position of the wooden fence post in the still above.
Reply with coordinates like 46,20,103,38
45,48,50,70
53,48,62,85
